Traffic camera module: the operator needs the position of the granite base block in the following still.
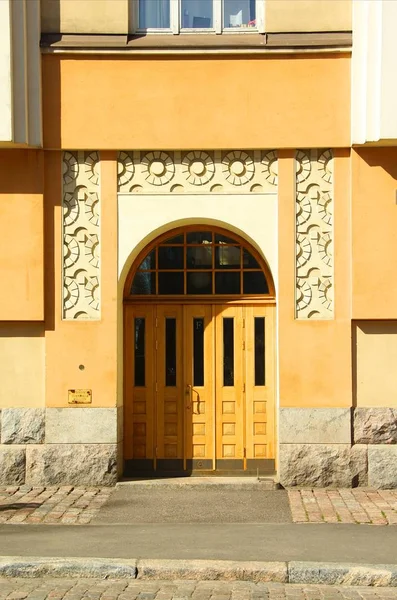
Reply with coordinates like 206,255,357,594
279,408,351,444
280,444,356,488
368,445,397,489
354,408,397,444
1,408,45,444
26,443,118,487
0,446,26,485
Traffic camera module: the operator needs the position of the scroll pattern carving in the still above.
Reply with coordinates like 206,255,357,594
295,149,334,319
62,151,101,320
117,150,278,194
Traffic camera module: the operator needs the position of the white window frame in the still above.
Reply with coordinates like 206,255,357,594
134,0,265,35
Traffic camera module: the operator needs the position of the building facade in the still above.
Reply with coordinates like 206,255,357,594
0,0,396,488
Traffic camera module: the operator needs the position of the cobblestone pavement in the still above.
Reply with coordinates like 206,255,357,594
288,489,397,525
2,486,397,526
0,486,112,524
0,579,397,599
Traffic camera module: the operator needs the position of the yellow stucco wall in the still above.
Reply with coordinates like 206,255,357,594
42,54,351,151
0,323,45,408
0,150,44,321
278,150,352,408
355,321,397,408
265,0,351,33
352,148,397,319
44,152,119,408
41,0,128,34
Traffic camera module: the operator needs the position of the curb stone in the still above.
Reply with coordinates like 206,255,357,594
136,559,287,582
0,557,397,586
0,557,137,579
288,562,397,587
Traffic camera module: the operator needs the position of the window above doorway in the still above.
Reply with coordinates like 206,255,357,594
134,0,264,34
126,229,273,298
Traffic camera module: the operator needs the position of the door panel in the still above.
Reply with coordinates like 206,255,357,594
124,304,155,472
245,306,275,473
184,305,215,471
215,306,245,470
156,305,184,471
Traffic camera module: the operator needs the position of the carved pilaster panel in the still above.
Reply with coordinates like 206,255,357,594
62,151,101,320
117,150,278,194
295,149,334,319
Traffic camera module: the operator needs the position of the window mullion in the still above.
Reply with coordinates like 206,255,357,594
172,0,180,33
214,0,222,33
256,0,265,33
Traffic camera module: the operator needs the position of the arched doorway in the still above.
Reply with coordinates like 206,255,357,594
123,226,276,476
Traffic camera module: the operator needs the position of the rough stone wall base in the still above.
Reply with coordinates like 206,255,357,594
279,408,397,489
0,408,121,486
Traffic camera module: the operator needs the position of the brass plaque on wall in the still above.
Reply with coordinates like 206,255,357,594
68,389,92,404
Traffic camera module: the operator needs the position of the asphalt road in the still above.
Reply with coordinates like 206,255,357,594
0,522,396,564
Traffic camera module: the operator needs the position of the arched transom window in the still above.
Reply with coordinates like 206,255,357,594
127,229,272,297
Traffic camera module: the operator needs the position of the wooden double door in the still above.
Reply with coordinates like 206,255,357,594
124,304,275,475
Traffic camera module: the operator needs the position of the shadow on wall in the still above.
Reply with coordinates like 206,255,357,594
357,147,397,181
40,0,60,35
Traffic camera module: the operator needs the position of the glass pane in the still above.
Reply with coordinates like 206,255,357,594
138,250,156,270
158,246,184,269
215,246,241,269
187,272,212,295
187,246,212,269
162,234,184,244
243,249,260,269
158,272,184,294
131,272,156,295
215,272,241,294
223,318,234,386
215,233,236,243
134,318,145,387
139,0,170,28
223,0,256,28
181,0,213,28
187,231,212,244
165,318,177,387
193,318,204,386
243,272,269,294
254,317,265,386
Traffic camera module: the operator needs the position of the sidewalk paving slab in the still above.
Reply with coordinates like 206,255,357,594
0,523,397,564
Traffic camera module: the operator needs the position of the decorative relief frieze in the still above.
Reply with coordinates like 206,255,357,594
117,150,278,194
295,149,334,319
62,151,101,320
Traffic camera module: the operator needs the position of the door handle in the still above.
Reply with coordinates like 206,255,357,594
186,384,200,414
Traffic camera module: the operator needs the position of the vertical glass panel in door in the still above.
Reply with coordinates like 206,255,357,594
254,317,265,386
223,0,256,28
223,318,234,386
165,318,177,386
139,0,170,28
181,0,213,28
193,318,204,386
134,318,145,387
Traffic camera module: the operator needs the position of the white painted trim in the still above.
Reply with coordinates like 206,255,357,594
10,0,28,144
256,0,265,34
171,0,179,34
0,0,13,142
214,0,222,34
